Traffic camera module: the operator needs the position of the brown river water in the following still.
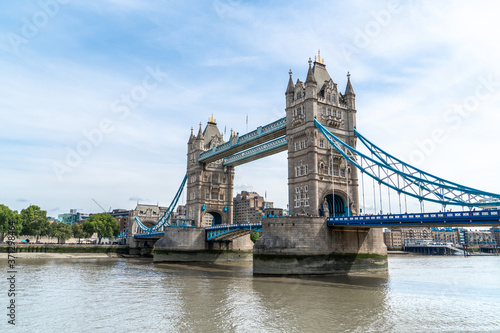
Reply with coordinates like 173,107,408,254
1,255,499,332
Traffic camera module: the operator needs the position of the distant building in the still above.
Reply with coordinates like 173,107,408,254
383,229,402,249
384,226,498,250
490,227,500,246
431,227,460,245
383,227,432,248
109,209,130,232
58,209,89,226
202,214,214,227
462,229,497,247
233,191,271,224
401,227,433,245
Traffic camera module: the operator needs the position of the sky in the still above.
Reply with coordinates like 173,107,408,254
1,0,500,217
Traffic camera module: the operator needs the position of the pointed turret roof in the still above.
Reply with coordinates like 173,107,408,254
345,72,355,95
305,58,316,84
312,50,331,87
196,122,203,140
286,69,294,94
203,116,223,149
188,127,195,144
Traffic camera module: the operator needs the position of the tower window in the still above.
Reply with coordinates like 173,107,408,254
320,139,324,148
212,174,219,183
322,107,326,115
333,165,339,176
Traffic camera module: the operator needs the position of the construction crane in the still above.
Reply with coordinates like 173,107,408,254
91,198,111,213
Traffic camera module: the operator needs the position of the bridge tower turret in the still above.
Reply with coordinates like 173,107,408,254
186,116,234,227
286,51,359,217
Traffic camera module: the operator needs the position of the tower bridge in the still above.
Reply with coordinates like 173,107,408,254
131,51,500,274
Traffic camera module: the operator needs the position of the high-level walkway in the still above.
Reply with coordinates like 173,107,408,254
198,117,286,165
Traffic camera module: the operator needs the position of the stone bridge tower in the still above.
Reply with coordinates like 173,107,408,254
286,51,359,217
186,115,234,227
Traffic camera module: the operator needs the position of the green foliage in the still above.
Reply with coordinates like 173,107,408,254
0,204,21,240
82,213,120,244
71,223,86,243
49,222,73,243
20,205,50,241
250,231,260,243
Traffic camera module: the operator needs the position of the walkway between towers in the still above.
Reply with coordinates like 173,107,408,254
198,117,287,165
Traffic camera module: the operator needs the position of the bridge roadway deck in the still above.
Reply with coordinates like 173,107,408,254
205,223,262,241
198,117,286,164
133,223,263,242
327,210,500,228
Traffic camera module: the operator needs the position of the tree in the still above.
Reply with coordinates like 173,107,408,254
82,213,119,244
72,223,86,244
250,231,260,243
49,222,73,244
20,205,50,242
0,205,21,242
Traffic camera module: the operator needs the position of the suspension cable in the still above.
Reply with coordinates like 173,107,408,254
378,165,383,214
345,152,350,216
397,175,402,214
361,158,366,215
388,186,392,214
331,145,335,217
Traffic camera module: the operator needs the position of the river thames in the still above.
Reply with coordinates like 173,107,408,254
1,255,499,332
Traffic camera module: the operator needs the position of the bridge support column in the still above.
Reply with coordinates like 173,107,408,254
253,217,388,275
153,227,253,262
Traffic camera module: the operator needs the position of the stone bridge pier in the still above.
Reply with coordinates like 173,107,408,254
253,217,387,275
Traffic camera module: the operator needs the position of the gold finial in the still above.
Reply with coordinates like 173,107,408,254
314,49,325,65
208,113,216,124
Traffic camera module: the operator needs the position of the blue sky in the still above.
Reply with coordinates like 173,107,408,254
1,0,500,216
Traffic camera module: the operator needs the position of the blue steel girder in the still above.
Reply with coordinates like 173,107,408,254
135,175,187,233
206,223,262,241
222,136,287,166
327,209,500,228
314,119,500,208
134,231,165,239
198,117,286,164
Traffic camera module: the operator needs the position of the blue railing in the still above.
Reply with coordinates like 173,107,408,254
327,210,500,227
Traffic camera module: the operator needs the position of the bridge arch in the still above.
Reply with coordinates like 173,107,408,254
322,193,346,217
204,211,223,226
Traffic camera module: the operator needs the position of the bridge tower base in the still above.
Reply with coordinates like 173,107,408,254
253,217,388,275
153,227,254,262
